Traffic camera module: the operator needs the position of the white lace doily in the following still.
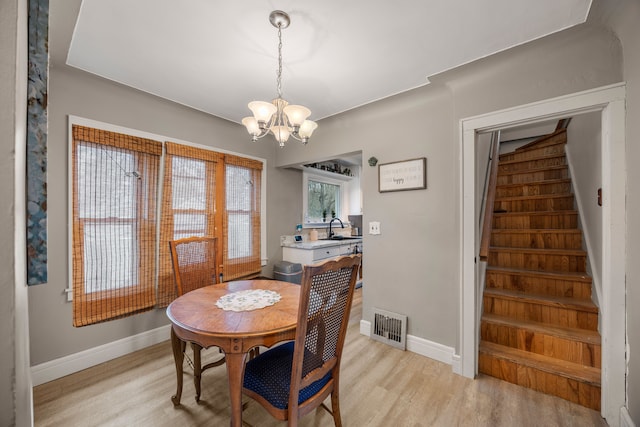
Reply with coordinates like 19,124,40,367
215,289,281,312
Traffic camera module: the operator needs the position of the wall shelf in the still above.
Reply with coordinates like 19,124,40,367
304,160,354,177
303,165,353,181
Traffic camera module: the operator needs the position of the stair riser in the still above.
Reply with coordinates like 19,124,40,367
486,272,591,299
497,168,568,185
500,145,566,162
483,296,598,330
490,231,582,249
496,181,572,198
488,251,586,272
478,352,600,411
498,156,567,173
493,213,577,230
494,196,574,213
480,322,601,367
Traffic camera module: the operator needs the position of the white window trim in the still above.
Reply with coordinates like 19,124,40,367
67,115,268,301
302,170,348,227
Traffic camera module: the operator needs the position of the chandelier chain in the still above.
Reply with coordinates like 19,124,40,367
276,25,283,99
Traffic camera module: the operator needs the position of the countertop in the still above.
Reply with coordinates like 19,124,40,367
282,237,362,250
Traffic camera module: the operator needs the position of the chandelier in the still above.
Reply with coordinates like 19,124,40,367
242,11,317,147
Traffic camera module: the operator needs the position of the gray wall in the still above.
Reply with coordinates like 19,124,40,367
276,23,622,351
27,0,301,366
10,0,639,423
566,111,602,305
590,0,640,421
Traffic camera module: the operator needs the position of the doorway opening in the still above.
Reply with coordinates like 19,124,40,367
459,83,626,425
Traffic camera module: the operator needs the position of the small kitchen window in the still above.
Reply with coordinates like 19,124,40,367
303,171,346,225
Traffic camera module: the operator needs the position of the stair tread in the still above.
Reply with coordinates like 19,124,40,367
486,266,592,283
489,246,586,256
484,288,598,313
498,152,566,165
495,193,573,202
498,164,568,177
496,178,572,189
481,313,601,344
491,228,581,234
493,210,577,217
479,341,600,386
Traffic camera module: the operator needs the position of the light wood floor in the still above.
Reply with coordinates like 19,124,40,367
33,288,607,426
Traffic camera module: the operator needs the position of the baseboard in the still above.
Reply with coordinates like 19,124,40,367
31,324,171,386
359,319,456,367
621,406,636,427
359,319,371,336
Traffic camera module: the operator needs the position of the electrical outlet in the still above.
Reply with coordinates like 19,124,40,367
369,221,381,235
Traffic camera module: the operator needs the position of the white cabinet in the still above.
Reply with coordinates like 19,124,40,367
282,240,360,266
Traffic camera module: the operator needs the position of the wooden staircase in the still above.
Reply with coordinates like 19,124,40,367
478,129,602,410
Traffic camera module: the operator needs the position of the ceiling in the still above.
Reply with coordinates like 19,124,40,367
67,0,592,125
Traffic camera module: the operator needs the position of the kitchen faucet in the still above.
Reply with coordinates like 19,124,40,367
328,218,344,238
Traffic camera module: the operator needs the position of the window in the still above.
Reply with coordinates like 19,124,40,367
303,172,344,224
71,125,161,327
71,122,265,324
223,155,263,280
226,165,253,258
171,157,208,238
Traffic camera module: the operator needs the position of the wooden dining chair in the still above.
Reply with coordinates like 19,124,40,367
242,254,362,426
169,236,225,402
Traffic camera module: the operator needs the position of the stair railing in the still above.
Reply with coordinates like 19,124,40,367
479,130,501,262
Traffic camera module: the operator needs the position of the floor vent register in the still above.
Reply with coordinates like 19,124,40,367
371,307,407,350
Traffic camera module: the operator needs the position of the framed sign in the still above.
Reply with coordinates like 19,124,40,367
378,157,427,192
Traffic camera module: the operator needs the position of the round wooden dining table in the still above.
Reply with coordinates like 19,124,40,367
166,279,300,427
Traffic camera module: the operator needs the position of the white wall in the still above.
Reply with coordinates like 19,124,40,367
566,111,602,305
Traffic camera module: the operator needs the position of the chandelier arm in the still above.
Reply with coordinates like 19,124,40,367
252,129,272,141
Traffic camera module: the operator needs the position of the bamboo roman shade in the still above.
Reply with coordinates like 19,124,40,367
71,126,264,324
222,155,263,280
71,125,162,327
157,142,223,306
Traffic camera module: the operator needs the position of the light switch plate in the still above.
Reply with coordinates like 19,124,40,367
369,221,381,235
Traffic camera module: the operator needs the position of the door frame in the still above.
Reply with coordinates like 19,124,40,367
459,83,626,425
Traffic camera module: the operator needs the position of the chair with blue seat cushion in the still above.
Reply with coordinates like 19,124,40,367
243,254,361,426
